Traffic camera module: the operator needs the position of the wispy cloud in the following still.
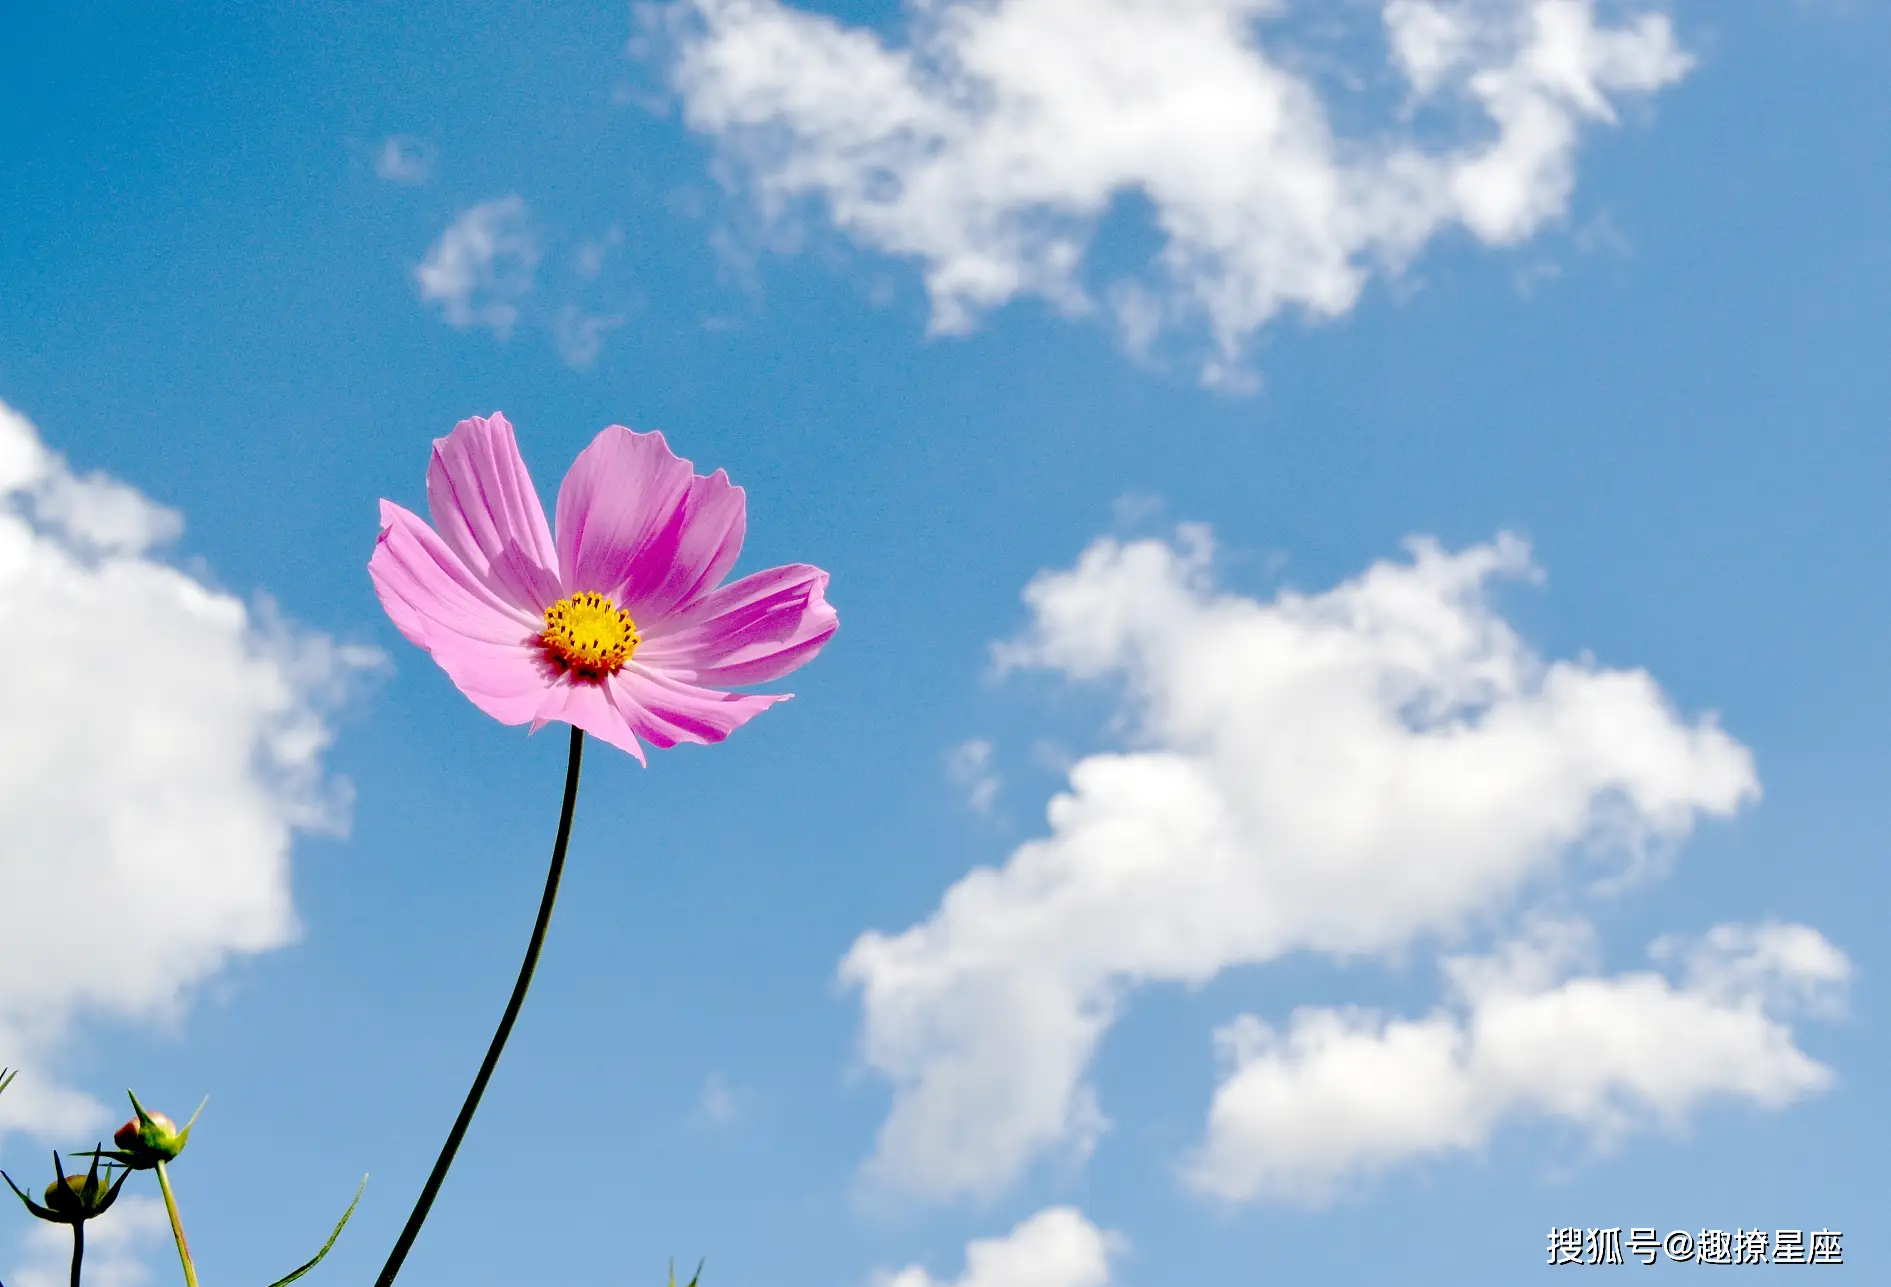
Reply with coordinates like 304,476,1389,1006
665,0,1690,385
374,135,436,185
0,400,379,1144
414,206,635,367
415,195,540,337
552,304,627,370
946,739,1001,816
575,225,626,281
694,1071,745,1128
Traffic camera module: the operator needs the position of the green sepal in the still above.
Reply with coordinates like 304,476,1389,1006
113,1089,205,1168
1,1165,59,1221
2,1147,128,1224
130,1089,207,1147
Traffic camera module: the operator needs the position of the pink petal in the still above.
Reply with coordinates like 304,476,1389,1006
370,501,540,643
552,426,695,604
530,675,649,764
429,636,560,725
373,416,835,761
426,413,562,613
610,666,790,749
370,511,435,652
637,564,838,686
617,468,748,622
369,501,552,723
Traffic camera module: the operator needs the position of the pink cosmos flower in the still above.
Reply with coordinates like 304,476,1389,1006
369,413,837,762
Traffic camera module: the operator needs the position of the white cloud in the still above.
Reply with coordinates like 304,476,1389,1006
1185,920,1846,1204
666,0,1690,383
415,196,540,337
946,738,1001,816
576,225,626,280
693,1071,749,1127
6,1192,167,1287
413,207,629,360
879,1207,1118,1287
841,526,1759,1201
0,400,378,1145
374,135,436,185
1653,920,1852,1021
552,303,627,369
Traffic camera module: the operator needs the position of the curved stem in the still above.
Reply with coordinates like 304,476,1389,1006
69,1219,84,1287
154,1162,199,1287
373,727,586,1287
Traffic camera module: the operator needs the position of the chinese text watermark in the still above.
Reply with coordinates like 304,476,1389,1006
1547,1227,1843,1266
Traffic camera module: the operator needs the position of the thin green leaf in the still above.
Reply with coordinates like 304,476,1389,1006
260,1175,367,1287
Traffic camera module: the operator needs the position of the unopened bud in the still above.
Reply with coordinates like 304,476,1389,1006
111,1092,200,1169
2,1150,126,1225
43,1172,116,1221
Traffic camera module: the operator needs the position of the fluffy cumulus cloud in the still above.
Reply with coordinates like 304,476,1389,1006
880,1207,1118,1287
666,0,1691,383
841,526,1774,1202
415,195,540,336
1187,920,1849,1204
6,1195,167,1287
0,400,377,1141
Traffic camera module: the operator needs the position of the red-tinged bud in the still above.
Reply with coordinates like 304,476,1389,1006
114,1111,172,1152
111,1092,200,1169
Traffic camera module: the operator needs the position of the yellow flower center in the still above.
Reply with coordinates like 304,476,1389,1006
541,591,639,678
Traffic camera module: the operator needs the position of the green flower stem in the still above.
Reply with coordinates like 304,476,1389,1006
372,726,586,1287
153,1161,199,1287
69,1219,84,1287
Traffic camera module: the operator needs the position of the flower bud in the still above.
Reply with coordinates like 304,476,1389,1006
2,1151,126,1225
42,1172,115,1221
114,1110,177,1158
110,1091,201,1169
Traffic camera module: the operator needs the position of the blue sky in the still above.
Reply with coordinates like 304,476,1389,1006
0,1,1885,1283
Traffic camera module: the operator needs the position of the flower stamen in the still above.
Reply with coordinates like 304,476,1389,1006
541,592,639,678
